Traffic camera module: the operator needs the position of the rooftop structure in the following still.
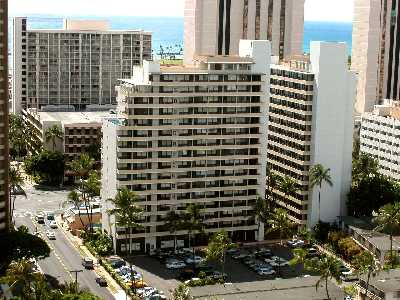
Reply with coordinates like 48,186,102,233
12,17,152,113
102,40,270,252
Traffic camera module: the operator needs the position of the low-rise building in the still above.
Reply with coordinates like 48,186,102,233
360,99,400,180
63,206,101,235
23,107,111,160
357,269,400,300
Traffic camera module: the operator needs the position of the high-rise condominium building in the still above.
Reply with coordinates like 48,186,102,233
102,40,270,252
360,99,400,180
184,0,304,64
352,0,400,115
268,42,356,227
13,17,152,113
0,0,9,233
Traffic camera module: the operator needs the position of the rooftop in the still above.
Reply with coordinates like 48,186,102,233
193,55,254,64
350,226,400,252
27,109,113,125
369,100,400,120
361,269,400,293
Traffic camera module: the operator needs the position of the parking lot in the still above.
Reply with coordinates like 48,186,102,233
112,243,313,298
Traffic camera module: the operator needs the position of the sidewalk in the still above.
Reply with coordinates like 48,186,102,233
56,216,131,300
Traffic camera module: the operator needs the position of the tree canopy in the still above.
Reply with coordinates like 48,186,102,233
24,150,65,185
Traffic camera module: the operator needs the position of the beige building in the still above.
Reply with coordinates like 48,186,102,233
184,0,304,64
352,0,400,115
360,99,400,180
0,0,9,233
268,42,356,227
23,108,110,161
13,17,152,113
102,40,270,252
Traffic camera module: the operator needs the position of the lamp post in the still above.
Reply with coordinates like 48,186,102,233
69,269,83,292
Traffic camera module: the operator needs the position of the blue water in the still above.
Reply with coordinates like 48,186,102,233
9,15,353,56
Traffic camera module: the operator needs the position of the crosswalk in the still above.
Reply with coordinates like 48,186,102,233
13,211,33,219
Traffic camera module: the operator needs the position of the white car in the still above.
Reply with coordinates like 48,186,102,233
287,239,305,248
166,261,186,269
265,256,289,267
46,231,56,240
257,269,276,276
137,287,157,298
49,220,58,229
185,256,204,265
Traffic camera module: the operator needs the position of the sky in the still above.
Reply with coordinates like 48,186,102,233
10,0,354,22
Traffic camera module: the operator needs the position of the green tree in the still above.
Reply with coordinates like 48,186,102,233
267,208,293,245
9,114,29,160
265,168,279,210
253,195,268,240
347,174,400,217
84,141,101,162
352,153,379,183
64,190,86,231
44,125,63,151
172,284,193,300
311,256,342,300
310,164,333,221
353,251,380,297
165,211,183,252
205,230,232,280
82,170,101,232
374,202,400,269
5,258,41,296
9,166,24,225
24,150,65,185
278,175,298,208
108,188,143,255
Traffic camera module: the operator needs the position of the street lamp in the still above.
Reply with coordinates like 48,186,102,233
69,269,83,292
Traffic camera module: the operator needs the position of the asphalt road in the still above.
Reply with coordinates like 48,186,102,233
14,183,114,300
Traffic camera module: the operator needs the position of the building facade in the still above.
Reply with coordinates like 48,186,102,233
184,0,304,64
360,100,400,180
0,0,9,233
102,40,270,252
13,17,152,113
352,0,400,115
268,42,356,227
23,108,109,161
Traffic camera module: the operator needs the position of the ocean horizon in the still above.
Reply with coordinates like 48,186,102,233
9,15,353,56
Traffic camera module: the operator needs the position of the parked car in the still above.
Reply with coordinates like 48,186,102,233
226,248,240,255
82,257,94,269
107,257,126,269
46,212,55,221
265,256,289,267
232,253,249,260
146,294,167,300
287,239,305,248
49,221,58,229
46,230,56,240
210,271,227,280
166,261,186,269
185,256,204,265
137,287,157,298
257,268,276,276
95,276,108,287
36,213,45,224
307,248,319,258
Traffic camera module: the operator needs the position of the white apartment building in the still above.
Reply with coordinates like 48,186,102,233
269,42,356,227
184,0,304,64
102,40,270,253
352,0,400,115
13,18,152,113
360,99,400,180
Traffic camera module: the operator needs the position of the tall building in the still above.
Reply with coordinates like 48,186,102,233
184,0,304,64
360,99,400,180
13,17,152,113
0,0,9,233
102,40,270,252
268,42,356,227
352,0,400,115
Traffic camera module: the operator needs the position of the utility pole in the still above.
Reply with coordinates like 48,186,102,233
69,269,83,292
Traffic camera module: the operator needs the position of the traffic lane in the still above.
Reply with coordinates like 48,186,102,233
15,217,72,285
47,226,114,299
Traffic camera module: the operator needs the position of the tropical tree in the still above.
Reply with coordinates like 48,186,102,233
266,208,293,245
289,247,309,267
9,114,29,160
310,164,333,221
352,153,379,183
5,259,41,295
165,211,183,252
44,125,63,151
253,195,268,240
9,166,24,225
172,284,193,300
278,175,298,208
374,202,400,269
205,230,232,280
311,256,342,300
353,251,380,297
108,188,143,255
265,168,279,210
82,170,101,232
70,153,95,179
64,190,86,231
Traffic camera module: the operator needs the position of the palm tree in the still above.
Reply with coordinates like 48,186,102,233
266,168,279,210
353,153,379,183
165,211,182,252
312,256,342,300
374,202,400,268
205,230,232,281
5,259,40,295
353,251,380,297
108,188,143,255
172,284,193,300
267,208,293,245
310,164,333,222
253,195,268,241
63,190,86,231
278,175,298,208
184,204,205,272
9,166,24,225
82,170,101,233
44,125,63,151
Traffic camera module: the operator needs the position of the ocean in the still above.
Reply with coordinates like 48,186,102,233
9,15,353,56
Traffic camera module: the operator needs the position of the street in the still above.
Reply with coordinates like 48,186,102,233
14,183,114,300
